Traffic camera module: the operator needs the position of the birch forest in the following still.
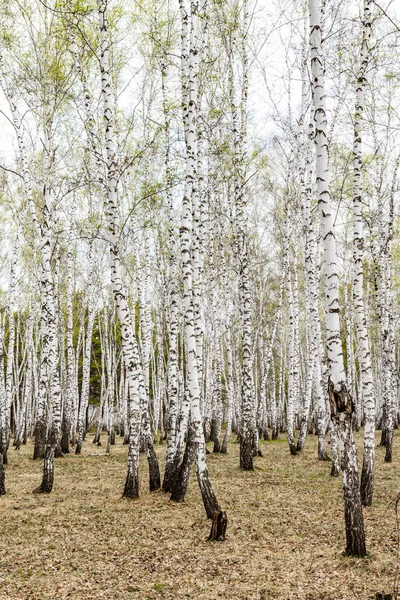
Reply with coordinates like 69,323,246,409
0,0,400,598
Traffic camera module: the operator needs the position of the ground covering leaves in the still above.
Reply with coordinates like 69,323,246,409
0,431,398,599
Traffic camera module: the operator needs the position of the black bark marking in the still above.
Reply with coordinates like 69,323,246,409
208,510,228,542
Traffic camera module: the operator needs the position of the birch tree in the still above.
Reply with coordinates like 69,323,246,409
309,0,366,556
352,0,376,507
98,0,142,497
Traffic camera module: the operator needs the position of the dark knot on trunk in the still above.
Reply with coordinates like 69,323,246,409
328,377,354,422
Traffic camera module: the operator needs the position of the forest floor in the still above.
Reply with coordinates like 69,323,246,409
0,431,398,600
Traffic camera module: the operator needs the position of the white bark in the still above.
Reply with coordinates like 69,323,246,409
354,0,375,505
309,0,366,556
99,0,141,497
287,268,297,455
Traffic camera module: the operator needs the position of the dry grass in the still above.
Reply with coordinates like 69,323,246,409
0,430,398,600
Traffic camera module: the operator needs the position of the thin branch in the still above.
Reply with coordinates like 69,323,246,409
373,0,400,31
0,164,23,180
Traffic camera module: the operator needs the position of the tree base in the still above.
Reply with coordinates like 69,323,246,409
318,442,329,461
123,472,139,498
330,463,340,477
162,460,175,493
221,429,230,453
55,443,64,458
33,424,47,461
208,510,228,541
360,457,374,507
379,427,387,447
239,434,254,470
198,465,220,519
33,482,53,494
33,445,54,494
289,443,297,456
170,437,196,503
384,435,393,463
147,443,161,491
61,431,70,454
319,452,329,461
328,378,366,557
0,455,5,495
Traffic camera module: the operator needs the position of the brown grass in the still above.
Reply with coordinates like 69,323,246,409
0,431,398,600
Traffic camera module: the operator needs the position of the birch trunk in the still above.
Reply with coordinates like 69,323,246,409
61,243,75,454
171,1,220,519
309,0,366,556
4,253,17,463
353,0,375,506
76,273,96,455
287,268,297,455
159,25,180,490
212,324,222,453
0,318,6,494
221,326,234,453
227,0,255,470
99,0,141,498
34,113,63,493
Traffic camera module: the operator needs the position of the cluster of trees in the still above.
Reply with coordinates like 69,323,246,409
0,0,399,552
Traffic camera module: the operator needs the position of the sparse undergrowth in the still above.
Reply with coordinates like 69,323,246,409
0,431,398,600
